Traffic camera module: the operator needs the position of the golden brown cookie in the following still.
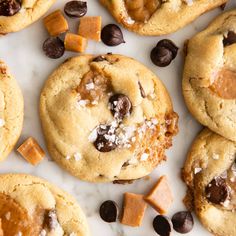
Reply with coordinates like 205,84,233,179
0,174,90,236
183,128,236,236
39,54,178,182
183,9,236,142
100,0,227,36
0,60,23,161
0,0,56,34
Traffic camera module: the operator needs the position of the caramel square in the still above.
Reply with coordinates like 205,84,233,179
78,16,102,41
65,33,87,53
144,175,173,214
121,193,147,227
17,137,45,166
44,10,69,36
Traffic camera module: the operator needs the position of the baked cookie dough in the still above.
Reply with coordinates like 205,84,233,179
182,128,236,236
183,10,236,142
0,60,23,161
100,0,227,36
0,174,90,236
39,54,178,182
0,0,56,34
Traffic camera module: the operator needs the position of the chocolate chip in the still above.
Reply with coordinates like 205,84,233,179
93,55,106,62
220,3,226,10
151,39,178,67
172,211,194,234
44,209,59,230
113,179,134,184
99,200,119,223
109,94,132,120
101,24,125,46
223,31,236,46
138,81,146,98
205,177,230,204
153,215,172,236
64,1,87,18
43,37,65,59
0,0,21,16
94,125,117,152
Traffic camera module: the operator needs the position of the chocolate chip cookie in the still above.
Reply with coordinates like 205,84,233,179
100,0,227,36
182,128,236,236
39,54,178,182
0,0,56,34
0,174,90,235
183,10,236,142
0,61,23,161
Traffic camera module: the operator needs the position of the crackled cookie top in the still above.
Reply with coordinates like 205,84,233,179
183,10,236,142
40,54,178,182
183,129,236,236
0,174,90,236
0,0,56,34
0,61,23,161
100,0,227,35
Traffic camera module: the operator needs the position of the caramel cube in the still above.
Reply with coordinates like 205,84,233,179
44,10,69,36
17,137,45,166
65,33,87,53
144,175,173,214
121,193,147,227
78,16,102,41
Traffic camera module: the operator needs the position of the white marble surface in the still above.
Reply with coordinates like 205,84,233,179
0,1,235,235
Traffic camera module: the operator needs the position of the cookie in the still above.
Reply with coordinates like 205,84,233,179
0,173,90,235
0,0,55,34
0,61,23,161
182,128,236,236
39,54,178,182
183,10,236,142
100,0,227,36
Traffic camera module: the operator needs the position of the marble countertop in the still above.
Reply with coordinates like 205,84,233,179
0,1,235,235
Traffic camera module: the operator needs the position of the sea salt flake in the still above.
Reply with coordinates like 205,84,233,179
77,99,89,109
183,0,193,6
194,167,202,174
69,233,76,236
140,153,149,161
212,153,219,160
5,212,11,220
39,230,47,236
74,152,82,161
0,119,5,127
85,83,95,90
65,155,71,160
128,157,138,165
88,128,98,142
16,232,22,236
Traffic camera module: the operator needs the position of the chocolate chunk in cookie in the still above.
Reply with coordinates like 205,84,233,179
94,125,117,152
44,209,59,230
109,94,132,120
205,177,230,205
223,31,236,46
0,0,21,16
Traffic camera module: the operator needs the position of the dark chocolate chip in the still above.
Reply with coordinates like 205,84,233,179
43,37,65,59
44,209,59,230
153,215,173,236
223,31,236,46
151,39,178,67
172,211,194,234
99,200,119,223
205,177,230,205
138,81,146,98
64,1,87,18
93,55,106,62
109,94,132,120
113,179,134,185
0,0,21,16
101,24,125,46
94,125,117,152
